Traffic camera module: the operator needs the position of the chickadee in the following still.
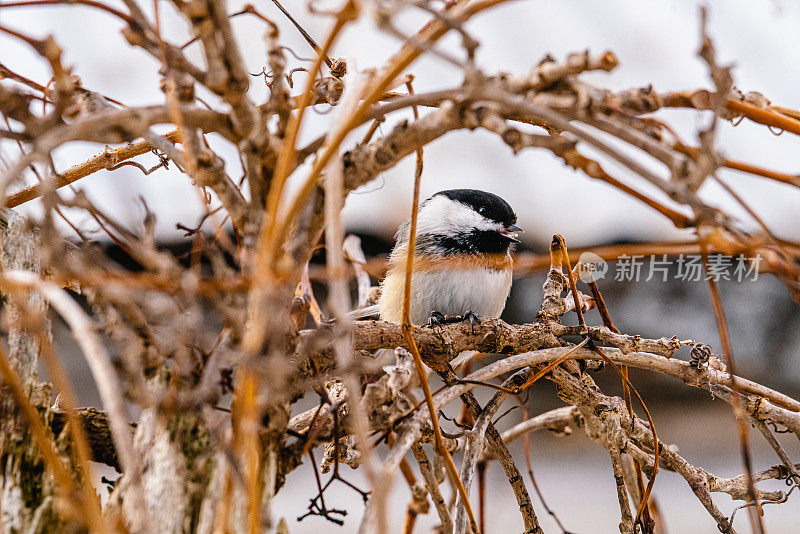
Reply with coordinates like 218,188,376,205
376,189,521,326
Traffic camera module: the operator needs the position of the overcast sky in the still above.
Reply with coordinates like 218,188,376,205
2,0,799,247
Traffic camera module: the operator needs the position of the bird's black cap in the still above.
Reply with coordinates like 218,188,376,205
437,189,517,227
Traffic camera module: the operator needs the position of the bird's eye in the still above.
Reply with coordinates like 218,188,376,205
478,207,487,215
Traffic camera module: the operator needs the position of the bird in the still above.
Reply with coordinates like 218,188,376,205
374,188,521,326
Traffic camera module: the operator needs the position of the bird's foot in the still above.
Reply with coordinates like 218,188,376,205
427,310,447,327
426,310,481,333
462,310,481,334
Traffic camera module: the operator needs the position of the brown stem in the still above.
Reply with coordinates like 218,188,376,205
700,244,765,534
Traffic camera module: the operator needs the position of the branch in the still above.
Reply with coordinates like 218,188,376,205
0,105,233,198
5,130,182,208
51,406,122,470
454,368,542,534
438,366,542,534
481,406,581,459
301,317,685,373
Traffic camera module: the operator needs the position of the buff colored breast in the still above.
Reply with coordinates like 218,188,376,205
378,243,513,325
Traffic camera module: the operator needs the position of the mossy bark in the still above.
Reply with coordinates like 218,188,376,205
104,394,217,533
0,212,73,533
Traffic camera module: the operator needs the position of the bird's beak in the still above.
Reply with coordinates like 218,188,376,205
500,225,522,243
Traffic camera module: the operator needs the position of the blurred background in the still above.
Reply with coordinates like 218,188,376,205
2,0,800,531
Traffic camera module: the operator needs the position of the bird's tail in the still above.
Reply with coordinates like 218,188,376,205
347,304,380,320
450,350,478,369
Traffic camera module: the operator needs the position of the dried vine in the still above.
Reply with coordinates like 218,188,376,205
0,2,798,534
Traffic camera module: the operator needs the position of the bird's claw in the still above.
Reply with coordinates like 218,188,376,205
427,310,447,327
426,310,481,333
462,310,480,334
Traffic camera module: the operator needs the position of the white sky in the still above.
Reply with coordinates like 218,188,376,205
1,0,799,247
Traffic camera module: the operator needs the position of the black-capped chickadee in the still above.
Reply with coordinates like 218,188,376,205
375,189,521,325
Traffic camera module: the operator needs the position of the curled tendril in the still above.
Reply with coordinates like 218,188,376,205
438,409,471,430
773,464,800,487
766,420,793,434
726,483,797,532
250,66,309,89
689,342,713,369
175,206,224,237
278,44,315,63
107,149,170,176
250,66,270,78
492,405,518,426
286,67,310,88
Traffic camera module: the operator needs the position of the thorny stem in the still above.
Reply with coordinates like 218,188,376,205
322,68,386,532
233,370,262,534
556,234,586,328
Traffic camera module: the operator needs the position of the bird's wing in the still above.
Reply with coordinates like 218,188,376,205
450,350,478,370
347,304,380,320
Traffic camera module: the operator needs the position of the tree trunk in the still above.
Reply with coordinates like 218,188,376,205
0,211,65,534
